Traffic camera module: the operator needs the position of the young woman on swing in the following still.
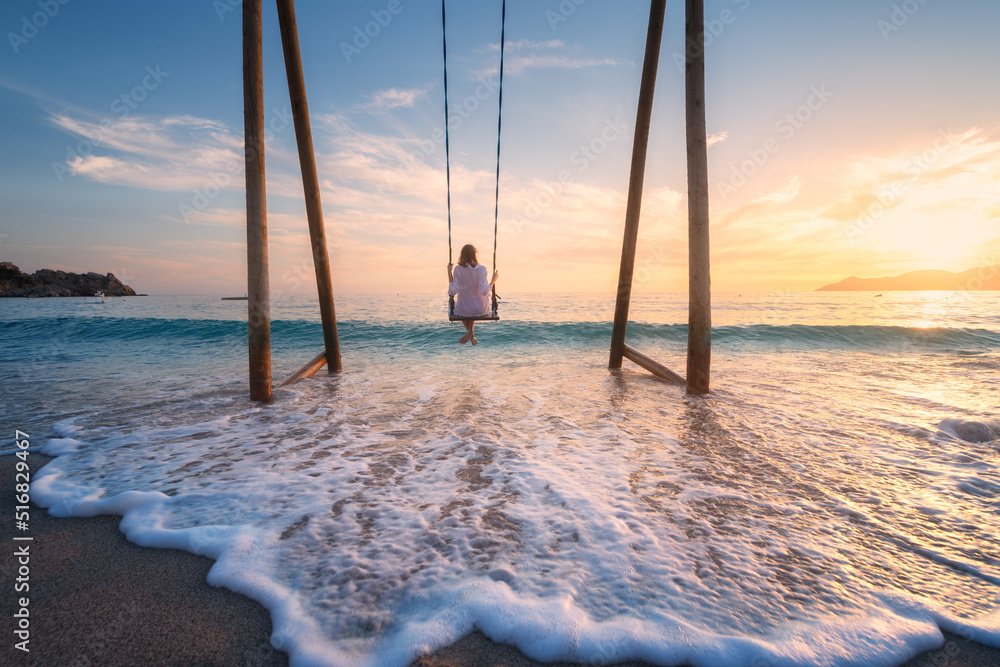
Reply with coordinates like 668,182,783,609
447,244,500,345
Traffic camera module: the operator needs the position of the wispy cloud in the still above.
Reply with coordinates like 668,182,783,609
472,39,622,78
503,54,619,76
50,87,1000,293
821,128,991,225
0,74,78,110
477,39,566,53
712,127,1000,286
50,113,242,191
752,175,801,205
707,131,728,147
361,87,428,111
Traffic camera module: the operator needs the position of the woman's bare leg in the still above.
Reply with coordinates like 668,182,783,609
459,320,473,344
470,321,478,345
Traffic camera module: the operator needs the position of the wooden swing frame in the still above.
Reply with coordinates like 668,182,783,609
245,0,712,400
608,0,712,395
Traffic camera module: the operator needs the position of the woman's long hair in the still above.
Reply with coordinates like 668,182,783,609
457,244,478,268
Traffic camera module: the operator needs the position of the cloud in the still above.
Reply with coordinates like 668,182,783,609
707,131,728,147
472,39,622,78
817,127,1000,268
0,74,78,110
751,175,801,205
821,128,995,225
503,54,619,76
478,39,566,53
710,127,1000,287
51,113,244,191
261,109,687,290
44,94,684,292
361,87,427,111
54,91,1000,293
170,206,245,229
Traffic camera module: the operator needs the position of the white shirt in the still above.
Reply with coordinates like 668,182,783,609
448,263,491,317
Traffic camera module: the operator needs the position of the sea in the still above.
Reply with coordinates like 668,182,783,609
2,291,999,667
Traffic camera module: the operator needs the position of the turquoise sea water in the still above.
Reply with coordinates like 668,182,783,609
3,292,999,666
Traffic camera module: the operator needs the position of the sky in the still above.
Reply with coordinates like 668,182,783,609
1,0,999,296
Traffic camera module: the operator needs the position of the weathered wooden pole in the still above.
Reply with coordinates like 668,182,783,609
275,0,342,372
244,0,272,402
685,0,711,395
609,0,667,370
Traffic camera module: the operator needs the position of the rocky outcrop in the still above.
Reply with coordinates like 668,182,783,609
0,262,137,297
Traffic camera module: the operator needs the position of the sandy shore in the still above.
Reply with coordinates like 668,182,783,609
2,455,997,667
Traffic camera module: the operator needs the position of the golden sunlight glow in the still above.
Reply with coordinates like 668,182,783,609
888,217,984,270
905,291,957,329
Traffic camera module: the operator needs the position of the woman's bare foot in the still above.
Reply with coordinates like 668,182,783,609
459,332,471,344
471,335,478,345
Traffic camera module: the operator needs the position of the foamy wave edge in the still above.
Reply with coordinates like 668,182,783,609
29,426,1000,667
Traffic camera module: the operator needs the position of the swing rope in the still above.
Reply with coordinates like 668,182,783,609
442,0,504,319
442,0,453,267
490,0,505,314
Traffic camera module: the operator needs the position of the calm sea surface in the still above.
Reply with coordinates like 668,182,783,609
2,292,999,666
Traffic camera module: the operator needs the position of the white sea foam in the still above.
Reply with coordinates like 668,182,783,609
28,348,1000,667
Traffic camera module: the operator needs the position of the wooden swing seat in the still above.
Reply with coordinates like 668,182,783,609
448,290,499,322
448,311,500,322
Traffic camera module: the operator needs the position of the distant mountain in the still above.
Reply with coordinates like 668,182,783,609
816,265,1000,291
0,262,137,297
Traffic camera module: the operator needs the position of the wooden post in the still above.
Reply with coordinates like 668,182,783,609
275,0,342,372
685,0,711,395
609,0,666,369
244,0,271,402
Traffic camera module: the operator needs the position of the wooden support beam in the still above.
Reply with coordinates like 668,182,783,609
275,0,343,372
280,351,327,387
609,0,667,369
244,0,271,403
685,0,712,395
622,345,685,385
